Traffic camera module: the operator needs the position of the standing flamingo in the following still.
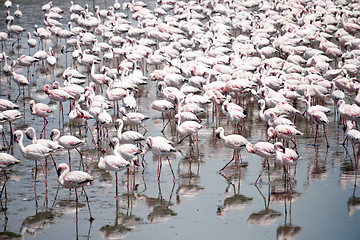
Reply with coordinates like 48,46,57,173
246,142,275,184
274,142,299,185
43,84,74,128
50,129,85,171
115,119,145,144
29,100,53,139
119,107,149,135
150,99,175,133
343,121,360,161
13,130,54,189
215,127,249,172
98,154,130,199
142,136,176,182
175,114,203,156
57,163,94,221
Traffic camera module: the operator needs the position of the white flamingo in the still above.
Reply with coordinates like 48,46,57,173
57,163,95,221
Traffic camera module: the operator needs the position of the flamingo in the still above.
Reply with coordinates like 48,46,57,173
343,121,360,161
0,153,21,200
29,100,53,138
115,119,145,144
175,114,203,154
150,99,175,132
119,107,149,134
215,127,249,172
306,108,330,147
13,130,54,189
11,71,29,101
50,129,85,171
26,32,37,54
43,84,74,128
274,142,299,184
111,137,141,164
267,125,303,148
7,19,25,47
98,104,113,150
98,154,130,199
0,99,19,111
57,163,94,221
142,136,176,182
246,142,275,185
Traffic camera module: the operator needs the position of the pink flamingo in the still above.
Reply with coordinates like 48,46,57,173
267,125,303,148
112,137,141,164
50,129,85,171
274,142,299,185
29,100,52,138
119,107,149,135
246,142,275,184
57,163,94,221
0,98,19,111
43,84,74,128
0,153,21,200
141,136,176,182
150,99,175,132
11,71,29,101
13,130,54,189
215,127,248,172
343,121,360,161
175,114,203,155
98,154,130,199
115,119,145,144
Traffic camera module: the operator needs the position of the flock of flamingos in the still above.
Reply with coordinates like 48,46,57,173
0,0,359,223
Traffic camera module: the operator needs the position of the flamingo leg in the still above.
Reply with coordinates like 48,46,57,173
140,123,147,135
323,124,329,147
0,170,7,200
75,188,79,221
166,156,176,182
83,187,94,221
219,158,234,172
115,172,118,200
40,117,48,139
34,160,37,189
75,148,85,171
157,157,162,182
39,159,48,190
68,150,72,171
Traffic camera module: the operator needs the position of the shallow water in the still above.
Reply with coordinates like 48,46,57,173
0,0,359,239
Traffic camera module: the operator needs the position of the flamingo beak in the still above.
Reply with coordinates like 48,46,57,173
25,132,33,140
57,167,62,177
215,132,221,139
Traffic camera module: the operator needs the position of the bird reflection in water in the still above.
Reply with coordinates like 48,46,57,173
248,185,282,225
0,201,22,239
20,189,55,238
147,182,177,223
176,158,204,205
99,199,141,240
276,188,301,240
306,144,329,185
217,171,253,217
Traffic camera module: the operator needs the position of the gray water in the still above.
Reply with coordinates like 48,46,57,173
0,0,359,239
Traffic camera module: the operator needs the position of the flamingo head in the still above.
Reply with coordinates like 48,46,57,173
115,119,123,130
57,163,68,177
49,129,57,140
43,85,50,94
245,143,253,153
267,127,275,138
13,130,21,143
274,142,285,153
25,129,33,140
145,137,152,150
214,127,223,139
